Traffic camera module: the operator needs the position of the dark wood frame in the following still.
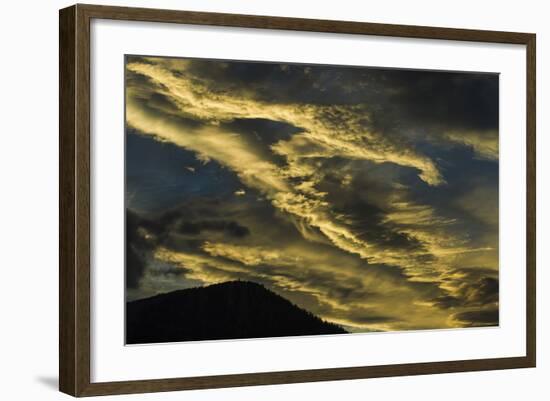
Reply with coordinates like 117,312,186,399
59,3,536,397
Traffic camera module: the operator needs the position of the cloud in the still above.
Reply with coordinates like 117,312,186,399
444,130,498,160
371,70,499,134
459,277,499,305
129,198,495,331
178,220,250,238
125,59,455,279
152,243,453,331
124,197,453,330
126,209,154,288
430,295,463,309
202,242,297,266
134,195,463,330
430,267,498,315
452,308,499,327
124,56,499,331
126,59,444,186
456,183,499,226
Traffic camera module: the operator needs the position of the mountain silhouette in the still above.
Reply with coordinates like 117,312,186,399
126,280,347,344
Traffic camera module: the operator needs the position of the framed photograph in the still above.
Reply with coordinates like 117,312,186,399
59,4,536,397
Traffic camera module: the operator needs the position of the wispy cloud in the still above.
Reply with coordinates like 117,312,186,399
445,129,498,160
125,56,499,331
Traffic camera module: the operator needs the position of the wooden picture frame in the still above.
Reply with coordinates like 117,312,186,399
59,3,536,397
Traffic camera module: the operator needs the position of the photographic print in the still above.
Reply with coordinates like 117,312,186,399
125,55,499,345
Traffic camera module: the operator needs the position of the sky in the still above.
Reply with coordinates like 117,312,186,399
125,55,499,332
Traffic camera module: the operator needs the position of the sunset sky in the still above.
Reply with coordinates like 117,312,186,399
125,55,499,332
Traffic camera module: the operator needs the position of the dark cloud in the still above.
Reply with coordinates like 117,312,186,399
316,159,430,257
224,118,301,145
448,267,498,280
380,71,499,131
431,268,498,312
127,202,254,252
147,265,190,277
178,220,250,238
457,277,499,306
167,57,498,137
431,295,463,309
126,209,154,288
126,245,146,289
124,55,499,331
452,308,499,327
348,314,396,324
335,198,426,252
220,118,302,167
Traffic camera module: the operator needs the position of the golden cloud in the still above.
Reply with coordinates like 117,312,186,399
445,129,498,160
125,56,499,331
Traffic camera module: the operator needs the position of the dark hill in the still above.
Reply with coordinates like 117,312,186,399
126,281,347,344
